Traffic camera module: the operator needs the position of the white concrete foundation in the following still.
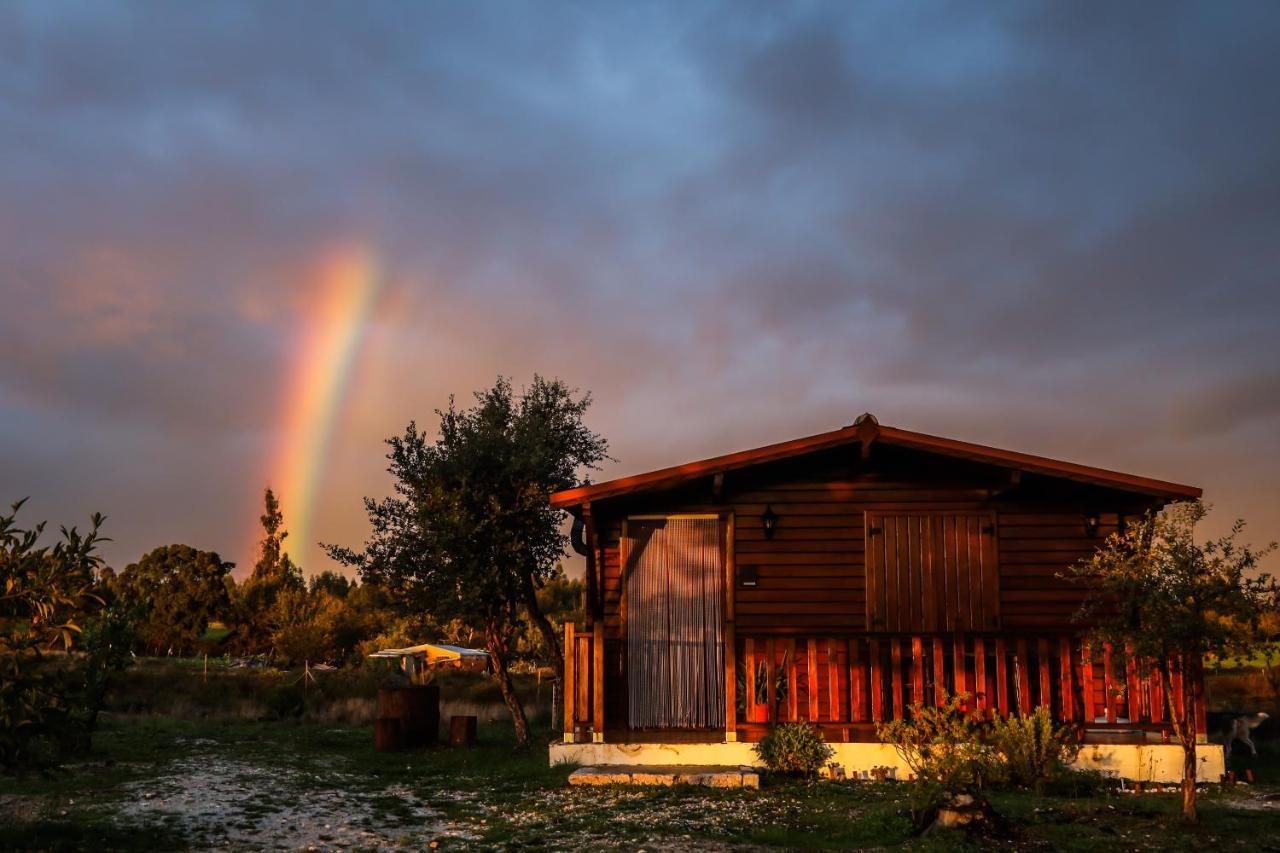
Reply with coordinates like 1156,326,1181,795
550,740,1224,784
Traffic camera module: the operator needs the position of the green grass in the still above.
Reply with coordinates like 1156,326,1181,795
4,717,1280,850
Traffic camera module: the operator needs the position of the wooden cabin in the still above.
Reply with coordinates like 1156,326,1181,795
550,414,1220,779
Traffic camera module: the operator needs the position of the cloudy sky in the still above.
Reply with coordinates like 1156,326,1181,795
3,1,1278,576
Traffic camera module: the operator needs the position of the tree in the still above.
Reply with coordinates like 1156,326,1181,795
0,499,109,772
234,488,305,655
111,544,234,656
328,376,608,746
1065,501,1279,821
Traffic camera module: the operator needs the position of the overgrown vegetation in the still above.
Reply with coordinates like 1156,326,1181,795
753,721,834,777
989,706,1080,792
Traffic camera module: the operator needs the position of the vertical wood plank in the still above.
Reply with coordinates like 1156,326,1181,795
745,638,756,724
1103,643,1117,724
995,637,1009,717
953,635,967,704
1081,643,1095,722
911,636,924,707
981,516,1000,630
866,513,880,632
577,636,589,726
766,638,777,723
884,517,899,633
786,639,798,722
966,517,981,631
891,639,904,720
1125,647,1142,722
724,623,736,739
563,623,575,738
921,516,936,632
1015,638,1031,716
1037,637,1052,711
1149,660,1163,724
933,637,946,706
592,622,605,739
974,637,987,713
870,638,883,723
828,638,840,722
1169,658,1184,725
1059,636,1073,722
807,639,820,721
849,637,865,723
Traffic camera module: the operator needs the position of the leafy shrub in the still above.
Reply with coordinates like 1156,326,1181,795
754,721,835,776
876,693,996,826
990,706,1080,791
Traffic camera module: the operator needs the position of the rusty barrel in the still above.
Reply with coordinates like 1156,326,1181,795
377,684,440,749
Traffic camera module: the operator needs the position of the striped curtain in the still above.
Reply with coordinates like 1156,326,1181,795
625,517,725,729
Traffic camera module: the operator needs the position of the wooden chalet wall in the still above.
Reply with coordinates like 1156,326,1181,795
588,444,1162,730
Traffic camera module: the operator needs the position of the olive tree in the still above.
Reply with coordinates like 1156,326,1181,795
1065,501,1278,821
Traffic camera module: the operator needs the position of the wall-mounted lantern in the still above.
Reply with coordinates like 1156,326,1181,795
738,564,759,588
1085,513,1101,538
761,505,779,540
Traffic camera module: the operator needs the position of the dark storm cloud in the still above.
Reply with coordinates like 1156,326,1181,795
2,0,1277,571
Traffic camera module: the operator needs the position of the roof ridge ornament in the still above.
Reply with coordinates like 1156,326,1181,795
853,412,880,460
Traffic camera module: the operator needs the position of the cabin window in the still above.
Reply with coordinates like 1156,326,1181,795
622,515,726,729
865,512,999,633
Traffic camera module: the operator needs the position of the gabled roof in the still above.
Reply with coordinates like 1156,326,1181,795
550,413,1202,509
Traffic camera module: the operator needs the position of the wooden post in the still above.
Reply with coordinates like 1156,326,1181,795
995,638,1009,718
766,637,777,723
724,623,736,741
745,638,756,723
563,623,575,741
1081,643,1095,722
890,639,903,720
828,638,840,723
1037,638,1052,710
1125,646,1142,723
870,638,883,723
1149,659,1163,724
849,637,864,723
807,639,820,721
974,638,987,713
592,622,604,741
911,636,924,707
1015,638,1031,716
1059,637,1074,722
786,638,798,721
1103,643,1117,724
933,637,945,706
953,635,967,704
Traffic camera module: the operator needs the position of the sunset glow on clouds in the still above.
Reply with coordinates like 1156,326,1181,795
2,2,1278,575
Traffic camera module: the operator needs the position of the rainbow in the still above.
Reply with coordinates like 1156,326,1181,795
258,245,383,573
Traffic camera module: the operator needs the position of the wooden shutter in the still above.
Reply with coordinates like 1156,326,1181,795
866,513,999,633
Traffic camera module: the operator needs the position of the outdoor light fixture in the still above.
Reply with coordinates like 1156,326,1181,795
1085,513,1101,538
761,505,779,539
738,564,759,588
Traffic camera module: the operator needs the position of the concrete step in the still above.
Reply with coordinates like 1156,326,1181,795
568,765,760,788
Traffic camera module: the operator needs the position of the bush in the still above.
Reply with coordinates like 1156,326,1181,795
990,706,1080,791
754,721,835,777
877,693,996,827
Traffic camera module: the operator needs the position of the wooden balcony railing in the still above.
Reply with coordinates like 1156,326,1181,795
735,633,1206,739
